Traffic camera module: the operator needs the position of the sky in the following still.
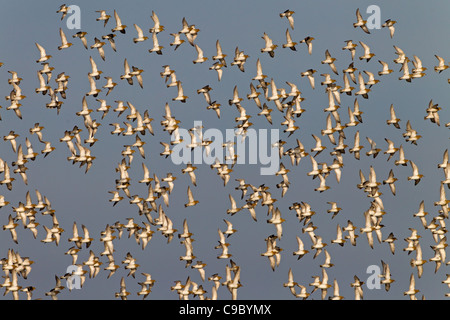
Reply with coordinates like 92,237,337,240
0,0,448,300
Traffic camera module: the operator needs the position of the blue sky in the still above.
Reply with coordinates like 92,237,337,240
0,0,448,300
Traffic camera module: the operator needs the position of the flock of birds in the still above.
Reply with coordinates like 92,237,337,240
0,4,448,300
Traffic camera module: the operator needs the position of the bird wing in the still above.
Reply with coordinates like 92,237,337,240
263,33,273,47
60,28,69,45
195,44,204,59
360,41,370,55
88,76,97,92
124,58,130,74
36,43,46,58
216,39,223,56
90,56,98,73
355,8,363,22
296,236,305,250
114,10,122,27
288,15,295,29
134,24,144,38
187,186,194,202
152,31,160,47
411,161,419,176
72,222,79,238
